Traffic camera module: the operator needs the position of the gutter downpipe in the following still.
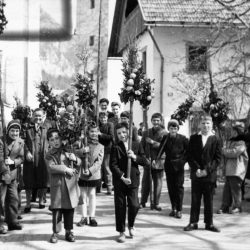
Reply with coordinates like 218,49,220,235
147,26,164,114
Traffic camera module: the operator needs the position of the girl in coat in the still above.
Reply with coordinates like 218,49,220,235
0,119,24,234
76,124,104,227
45,128,81,243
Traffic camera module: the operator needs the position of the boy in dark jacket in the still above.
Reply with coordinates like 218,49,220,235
110,122,148,243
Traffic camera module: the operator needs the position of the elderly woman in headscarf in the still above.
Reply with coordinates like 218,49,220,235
217,121,248,214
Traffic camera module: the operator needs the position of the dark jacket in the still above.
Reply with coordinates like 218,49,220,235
98,122,114,154
188,133,222,183
158,133,188,173
110,140,148,188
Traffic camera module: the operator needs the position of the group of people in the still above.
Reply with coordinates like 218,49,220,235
0,97,249,244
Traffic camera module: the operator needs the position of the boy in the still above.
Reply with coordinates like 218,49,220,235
184,115,221,232
110,122,148,243
45,128,81,243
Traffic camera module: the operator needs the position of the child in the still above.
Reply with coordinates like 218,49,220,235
110,122,148,243
76,124,104,227
0,119,24,234
45,128,81,243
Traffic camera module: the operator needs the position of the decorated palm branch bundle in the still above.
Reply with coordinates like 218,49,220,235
171,97,195,125
119,44,155,179
36,81,59,120
119,45,155,107
72,73,97,170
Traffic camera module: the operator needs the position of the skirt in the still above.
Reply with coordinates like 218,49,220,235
78,178,101,187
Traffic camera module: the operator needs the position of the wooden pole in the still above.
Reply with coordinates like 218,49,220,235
143,107,153,208
83,107,89,172
127,99,134,179
95,0,102,122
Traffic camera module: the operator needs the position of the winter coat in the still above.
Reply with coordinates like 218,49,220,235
45,148,81,209
76,142,104,182
23,119,55,189
223,140,248,180
0,137,24,182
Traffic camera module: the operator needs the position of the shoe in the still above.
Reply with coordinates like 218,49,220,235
150,204,154,210
169,210,176,217
39,204,45,209
65,231,75,242
17,215,23,220
231,208,241,214
184,223,198,231
175,211,182,219
217,207,230,214
76,217,88,227
8,223,23,231
24,206,31,213
128,227,135,238
0,226,7,234
50,233,58,243
107,191,112,195
89,217,98,227
154,205,162,211
205,224,220,232
117,232,126,243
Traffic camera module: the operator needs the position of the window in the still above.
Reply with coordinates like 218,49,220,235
187,45,208,72
142,51,147,74
90,0,95,9
89,35,95,46
125,0,138,18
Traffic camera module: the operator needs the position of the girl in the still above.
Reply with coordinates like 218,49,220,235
76,124,104,227
0,119,24,234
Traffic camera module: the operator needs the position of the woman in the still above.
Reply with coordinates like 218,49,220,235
218,122,248,214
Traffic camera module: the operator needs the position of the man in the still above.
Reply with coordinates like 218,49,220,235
140,113,167,211
99,98,113,119
120,111,138,143
98,112,115,194
184,114,221,232
110,122,148,243
108,102,121,127
23,108,55,212
156,119,188,218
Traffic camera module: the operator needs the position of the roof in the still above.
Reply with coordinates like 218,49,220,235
139,0,250,24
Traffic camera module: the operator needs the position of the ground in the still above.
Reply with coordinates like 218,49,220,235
0,169,250,250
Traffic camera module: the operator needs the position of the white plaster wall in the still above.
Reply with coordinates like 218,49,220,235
0,0,41,124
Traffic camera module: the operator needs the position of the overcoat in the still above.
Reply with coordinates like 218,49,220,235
23,119,55,189
45,148,81,209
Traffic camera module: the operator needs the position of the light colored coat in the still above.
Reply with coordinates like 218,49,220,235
76,142,104,181
45,149,81,209
223,140,248,180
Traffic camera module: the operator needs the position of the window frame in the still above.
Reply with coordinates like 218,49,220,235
186,43,209,73
89,35,95,46
90,0,95,9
